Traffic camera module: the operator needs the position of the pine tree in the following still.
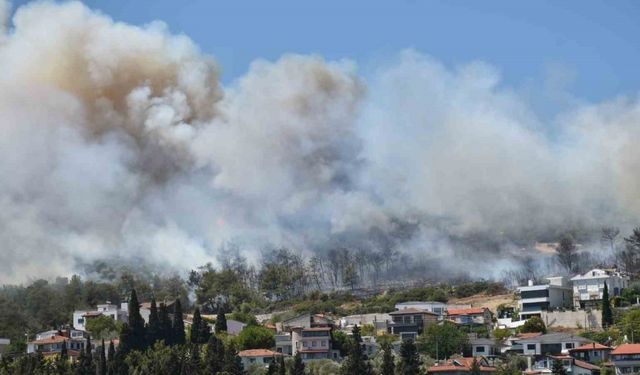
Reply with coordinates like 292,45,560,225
278,354,286,375
204,334,225,373
98,339,107,375
146,298,160,346
292,352,305,375
380,342,395,375
399,339,421,375
181,344,202,375
159,303,174,346
173,299,186,345
127,289,147,351
191,307,211,344
75,336,94,375
60,340,68,360
267,360,277,375
552,359,567,375
602,282,614,327
215,307,228,333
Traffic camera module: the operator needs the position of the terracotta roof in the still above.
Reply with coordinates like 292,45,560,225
389,308,437,315
30,336,68,345
239,349,282,357
611,344,640,355
571,342,612,351
447,308,486,316
82,311,104,317
427,357,496,373
574,359,600,371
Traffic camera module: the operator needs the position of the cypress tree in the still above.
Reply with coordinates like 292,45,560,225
340,325,372,375
117,323,132,355
215,307,227,333
98,339,107,375
146,298,160,346
106,340,116,375
173,299,186,345
602,282,614,327
127,289,147,351
278,353,286,375
75,336,94,375
292,352,305,375
203,334,225,373
222,343,244,375
470,358,481,375
191,307,211,344
159,303,174,345
381,342,395,375
60,340,68,360
267,360,277,375
399,339,421,375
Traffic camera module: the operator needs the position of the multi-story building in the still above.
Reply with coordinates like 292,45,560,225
239,349,284,369
73,302,128,331
275,333,293,355
527,354,600,375
514,333,592,356
388,308,438,340
517,277,573,320
568,342,612,363
447,307,492,328
27,328,90,359
394,301,471,319
571,268,629,308
610,344,640,374
291,327,338,361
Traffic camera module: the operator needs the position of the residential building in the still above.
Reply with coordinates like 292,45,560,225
27,328,90,359
239,349,283,369
610,343,640,374
388,308,438,340
470,338,501,358
278,313,332,332
291,326,338,361
275,333,293,355
360,336,379,358
339,313,390,332
526,355,600,375
517,277,573,320
395,302,471,318
139,300,175,325
515,333,592,356
569,342,612,363
447,308,492,327
427,357,496,374
571,269,629,309
73,302,128,331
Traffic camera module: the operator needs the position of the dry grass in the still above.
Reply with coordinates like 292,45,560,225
448,293,517,313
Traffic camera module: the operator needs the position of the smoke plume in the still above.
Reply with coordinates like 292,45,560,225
1,1,639,283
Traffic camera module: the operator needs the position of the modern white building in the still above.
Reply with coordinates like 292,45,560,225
394,301,471,318
515,333,592,356
571,268,629,308
517,277,573,320
73,302,128,331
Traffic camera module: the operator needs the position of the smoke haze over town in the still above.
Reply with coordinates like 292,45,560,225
1,0,639,284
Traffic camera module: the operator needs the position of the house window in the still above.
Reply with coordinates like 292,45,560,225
312,341,317,347
321,341,326,347
565,343,574,349
77,318,84,324
475,346,485,353
527,344,536,350
249,358,255,363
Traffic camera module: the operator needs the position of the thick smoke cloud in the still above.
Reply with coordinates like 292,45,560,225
0,1,638,283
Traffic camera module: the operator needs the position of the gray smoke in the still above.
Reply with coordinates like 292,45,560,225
0,1,639,284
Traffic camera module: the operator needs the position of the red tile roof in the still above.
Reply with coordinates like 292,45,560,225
427,357,496,373
30,336,68,345
447,308,487,316
239,349,282,357
571,342,612,351
611,344,640,355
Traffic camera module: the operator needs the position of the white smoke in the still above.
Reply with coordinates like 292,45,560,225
0,1,638,283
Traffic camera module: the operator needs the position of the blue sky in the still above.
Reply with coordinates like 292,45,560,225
11,0,640,102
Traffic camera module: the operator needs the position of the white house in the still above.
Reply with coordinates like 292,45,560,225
515,333,592,356
517,277,573,320
528,355,600,375
571,268,629,308
239,349,283,369
394,301,471,318
73,302,128,331
0,338,10,358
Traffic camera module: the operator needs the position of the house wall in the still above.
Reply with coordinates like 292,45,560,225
541,310,601,329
